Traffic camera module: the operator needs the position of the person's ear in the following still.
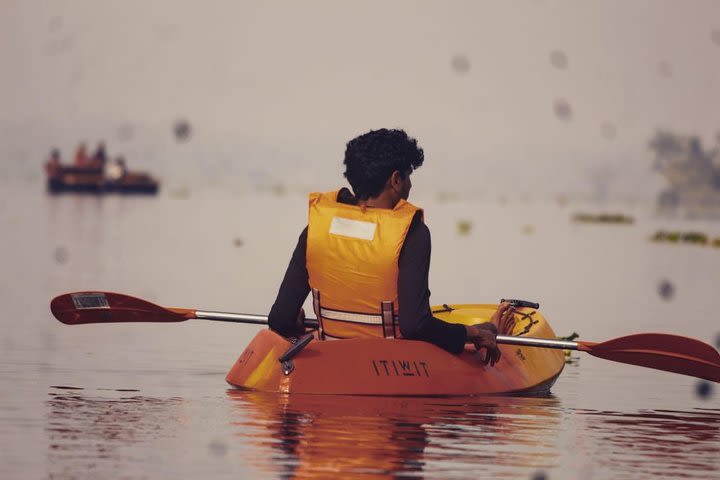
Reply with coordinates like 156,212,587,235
390,170,402,192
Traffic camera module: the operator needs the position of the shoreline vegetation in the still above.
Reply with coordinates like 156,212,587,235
651,230,720,247
571,212,635,224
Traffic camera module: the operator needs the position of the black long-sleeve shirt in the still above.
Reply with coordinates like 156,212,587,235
267,192,468,353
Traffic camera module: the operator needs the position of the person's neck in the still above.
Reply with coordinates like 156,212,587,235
358,190,399,210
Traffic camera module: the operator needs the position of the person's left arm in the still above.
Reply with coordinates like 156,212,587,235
267,227,310,337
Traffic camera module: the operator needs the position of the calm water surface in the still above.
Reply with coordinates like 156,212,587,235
1,183,719,479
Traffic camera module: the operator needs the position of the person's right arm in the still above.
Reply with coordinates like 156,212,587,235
397,217,514,362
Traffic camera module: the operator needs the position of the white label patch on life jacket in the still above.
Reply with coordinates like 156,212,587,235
329,216,376,241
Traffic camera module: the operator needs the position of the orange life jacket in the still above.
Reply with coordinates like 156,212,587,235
306,190,422,339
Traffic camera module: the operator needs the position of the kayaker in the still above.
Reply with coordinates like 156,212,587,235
268,128,515,365
45,148,62,178
107,156,127,182
74,143,89,167
90,142,108,170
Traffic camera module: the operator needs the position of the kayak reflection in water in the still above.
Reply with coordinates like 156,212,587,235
268,128,515,364
227,391,563,478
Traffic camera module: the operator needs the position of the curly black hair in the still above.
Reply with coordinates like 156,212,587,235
343,129,424,200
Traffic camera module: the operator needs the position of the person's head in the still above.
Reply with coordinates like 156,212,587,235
50,148,60,159
343,129,424,202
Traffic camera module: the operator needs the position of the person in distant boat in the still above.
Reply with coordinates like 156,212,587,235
107,156,127,182
268,128,516,364
74,143,89,167
45,148,62,178
91,142,107,170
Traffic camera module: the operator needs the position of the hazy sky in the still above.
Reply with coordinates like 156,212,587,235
1,0,719,199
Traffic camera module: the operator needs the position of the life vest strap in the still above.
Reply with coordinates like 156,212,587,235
311,288,325,340
312,289,399,340
319,307,385,325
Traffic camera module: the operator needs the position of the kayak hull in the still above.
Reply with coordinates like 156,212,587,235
226,304,566,396
46,167,159,195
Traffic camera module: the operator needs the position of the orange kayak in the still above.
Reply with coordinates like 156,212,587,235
226,304,566,396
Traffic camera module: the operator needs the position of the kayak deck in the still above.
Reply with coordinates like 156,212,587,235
226,304,566,396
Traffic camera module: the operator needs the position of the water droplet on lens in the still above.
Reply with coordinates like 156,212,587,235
531,470,547,480
117,123,135,142
451,55,470,74
711,29,720,46
695,380,713,399
208,439,227,457
549,50,568,69
553,99,572,121
657,279,674,300
657,61,673,78
54,246,69,265
173,119,192,141
600,122,617,140
48,16,63,33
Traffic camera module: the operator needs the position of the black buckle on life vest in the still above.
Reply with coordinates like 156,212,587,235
381,301,395,339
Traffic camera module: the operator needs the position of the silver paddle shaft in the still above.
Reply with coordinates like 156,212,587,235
195,310,269,324
195,311,577,349
497,335,579,350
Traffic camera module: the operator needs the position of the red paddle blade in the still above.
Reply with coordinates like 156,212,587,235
51,291,188,325
579,333,720,383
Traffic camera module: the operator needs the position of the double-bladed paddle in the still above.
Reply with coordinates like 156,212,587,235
51,291,720,383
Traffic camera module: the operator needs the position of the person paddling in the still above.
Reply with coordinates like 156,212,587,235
45,148,62,178
74,143,88,167
268,128,516,365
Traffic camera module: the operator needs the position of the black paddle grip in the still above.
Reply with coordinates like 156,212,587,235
501,299,540,309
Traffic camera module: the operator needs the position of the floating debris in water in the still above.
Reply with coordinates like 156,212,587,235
571,213,633,224
651,230,710,245
271,184,286,196
233,237,244,248
695,380,714,400
553,98,573,122
451,55,470,74
53,246,69,265
208,439,228,457
681,232,708,244
50,385,84,390
549,50,568,69
657,279,675,301
170,186,191,199
456,220,472,236
173,119,192,141
558,332,580,365
436,191,461,203
522,225,534,235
